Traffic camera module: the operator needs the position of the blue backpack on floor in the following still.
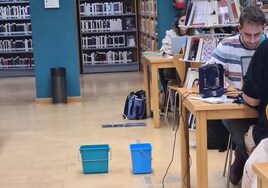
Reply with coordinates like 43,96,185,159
123,90,146,120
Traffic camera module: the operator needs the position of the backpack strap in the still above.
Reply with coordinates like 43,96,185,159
123,92,134,118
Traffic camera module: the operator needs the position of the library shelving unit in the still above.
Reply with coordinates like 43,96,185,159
0,0,34,77
138,0,177,52
78,0,139,73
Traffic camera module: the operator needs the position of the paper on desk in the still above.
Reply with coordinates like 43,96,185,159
143,51,164,56
190,95,234,104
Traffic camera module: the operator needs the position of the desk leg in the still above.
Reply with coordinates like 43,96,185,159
151,65,160,128
143,63,151,117
180,102,190,188
257,177,263,188
195,111,208,188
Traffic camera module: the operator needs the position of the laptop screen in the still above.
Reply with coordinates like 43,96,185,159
170,36,187,55
241,56,252,76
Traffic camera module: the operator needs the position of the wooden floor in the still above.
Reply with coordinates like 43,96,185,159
0,71,240,188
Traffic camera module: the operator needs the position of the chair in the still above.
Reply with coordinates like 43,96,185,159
222,105,267,187
223,133,233,188
163,53,185,129
223,107,268,187
252,105,268,188
163,53,201,130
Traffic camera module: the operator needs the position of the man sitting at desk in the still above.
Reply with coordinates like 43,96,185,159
210,6,267,185
241,38,268,188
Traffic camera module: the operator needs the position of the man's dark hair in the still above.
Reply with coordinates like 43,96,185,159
239,6,266,27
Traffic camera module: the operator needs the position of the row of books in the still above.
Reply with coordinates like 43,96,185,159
140,1,156,16
0,57,34,68
82,35,136,49
81,18,135,32
185,0,240,27
80,2,124,16
0,22,31,34
0,5,30,19
0,38,32,51
140,18,157,35
141,35,157,51
183,35,227,62
82,51,133,65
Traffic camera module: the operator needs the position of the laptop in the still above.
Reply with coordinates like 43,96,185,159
241,56,252,76
240,56,252,89
170,36,187,55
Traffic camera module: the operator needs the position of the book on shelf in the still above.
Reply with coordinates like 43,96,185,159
229,0,240,23
218,0,241,24
195,37,203,62
183,36,203,62
190,1,208,26
80,2,123,16
185,2,193,26
218,0,230,24
206,1,219,26
200,36,218,62
125,17,135,30
184,67,199,88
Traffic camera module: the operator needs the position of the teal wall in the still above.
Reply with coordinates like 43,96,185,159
157,2,178,49
29,0,81,98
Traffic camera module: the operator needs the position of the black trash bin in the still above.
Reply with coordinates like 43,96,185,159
51,67,67,104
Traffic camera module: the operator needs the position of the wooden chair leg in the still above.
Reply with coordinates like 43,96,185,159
223,134,232,176
223,134,233,188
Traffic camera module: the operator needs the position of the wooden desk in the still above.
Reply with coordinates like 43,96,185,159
253,163,268,188
177,87,258,188
143,55,174,128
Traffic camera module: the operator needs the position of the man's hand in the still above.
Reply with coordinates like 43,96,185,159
224,81,230,90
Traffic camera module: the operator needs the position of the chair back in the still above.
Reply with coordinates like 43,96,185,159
173,53,186,86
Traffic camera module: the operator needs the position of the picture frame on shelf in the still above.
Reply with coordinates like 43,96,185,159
184,67,199,88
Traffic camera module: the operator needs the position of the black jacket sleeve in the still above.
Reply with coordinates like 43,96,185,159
242,40,268,99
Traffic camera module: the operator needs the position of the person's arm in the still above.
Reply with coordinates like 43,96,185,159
242,92,260,107
160,29,177,54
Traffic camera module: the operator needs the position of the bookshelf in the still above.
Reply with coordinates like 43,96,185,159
184,0,240,28
0,0,34,77
138,0,177,52
181,0,240,62
78,0,139,73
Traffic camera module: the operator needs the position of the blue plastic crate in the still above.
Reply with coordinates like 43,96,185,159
79,144,110,174
130,143,152,174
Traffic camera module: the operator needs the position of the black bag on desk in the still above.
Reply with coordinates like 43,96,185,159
123,90,146,120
